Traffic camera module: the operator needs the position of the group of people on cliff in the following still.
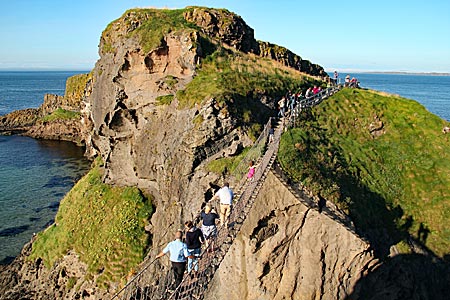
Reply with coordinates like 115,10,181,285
277,86,324,118
156,181,235,292
156,157,260,293
332,71,360,88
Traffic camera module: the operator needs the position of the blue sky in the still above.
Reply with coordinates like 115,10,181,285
0,0,449,72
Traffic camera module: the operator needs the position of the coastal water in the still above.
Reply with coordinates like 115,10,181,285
0,71,90,264
346,73,450,122
0,71,83,116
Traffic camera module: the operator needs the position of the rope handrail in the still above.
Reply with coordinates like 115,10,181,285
112,117,280,300
113,86,340,300
164,119,283,300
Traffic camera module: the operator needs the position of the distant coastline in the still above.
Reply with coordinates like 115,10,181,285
326,70,450,76
358,71,450,76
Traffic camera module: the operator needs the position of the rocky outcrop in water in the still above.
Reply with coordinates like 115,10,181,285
0,74,90,143
25,118,84,144
0,108,40,134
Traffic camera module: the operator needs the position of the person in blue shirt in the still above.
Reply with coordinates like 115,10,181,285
156,230,188,289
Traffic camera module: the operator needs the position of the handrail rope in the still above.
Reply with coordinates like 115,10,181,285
113,118,277,300
110,224,176,299
164,122,283,300
114,86,335,300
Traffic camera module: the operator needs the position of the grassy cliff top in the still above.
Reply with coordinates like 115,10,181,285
278,88,450,257
29,159,153,288
101,7,209,54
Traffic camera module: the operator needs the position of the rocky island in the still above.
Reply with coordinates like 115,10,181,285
1,6,449,300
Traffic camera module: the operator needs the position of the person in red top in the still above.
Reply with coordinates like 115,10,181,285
312,86,320,94
247,160,256,181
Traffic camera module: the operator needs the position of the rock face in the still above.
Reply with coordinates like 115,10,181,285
205,171,450,300
184,7,260,54
40,94,67,116
259,41,327,77
205,171,377,300
0,239,108,300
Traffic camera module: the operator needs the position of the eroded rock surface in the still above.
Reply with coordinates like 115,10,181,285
0,239,108,300
205,171,377,300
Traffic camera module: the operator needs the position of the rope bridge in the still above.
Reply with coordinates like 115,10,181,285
112,86,340,300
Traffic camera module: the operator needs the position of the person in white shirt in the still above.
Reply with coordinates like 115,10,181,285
210,182,233,226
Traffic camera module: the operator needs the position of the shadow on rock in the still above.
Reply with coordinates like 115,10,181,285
347,254,450,300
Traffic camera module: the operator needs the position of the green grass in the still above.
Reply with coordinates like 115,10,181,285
67,277,77,290
29,159,153,288
102,42,115,54
164,75,178,89
156,94,174,105
65,73,91,104
177,49,321,109
278,88,450,257
207,147,251,175
40,108,81,122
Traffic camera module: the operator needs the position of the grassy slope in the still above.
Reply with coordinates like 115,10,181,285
30,160,153,288
191,48,324,177
278,88,450,257
177,48,322,109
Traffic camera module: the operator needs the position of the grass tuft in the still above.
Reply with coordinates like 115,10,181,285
156,94,175,105
40,108,80,122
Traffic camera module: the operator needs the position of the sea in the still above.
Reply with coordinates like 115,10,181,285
340,73,450,121
0,71,91,264
0,71,449,265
